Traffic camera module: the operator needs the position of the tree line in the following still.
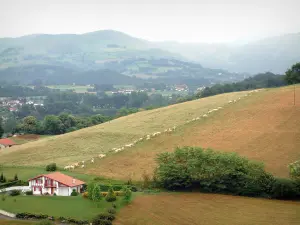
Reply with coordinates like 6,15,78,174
15,113,110,135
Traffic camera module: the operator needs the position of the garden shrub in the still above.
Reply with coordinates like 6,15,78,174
45,163,57,172
101,191,124,197
271,178,299,199
16,213,48,219
10,190,20,196
107,208,116,214
93,213,115,221
105,187,117,202
71,190,78,196
25,190,33,195
82,191,89,198
112,203,117,209
130,186,138,192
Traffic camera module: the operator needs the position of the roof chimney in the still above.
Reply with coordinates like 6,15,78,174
72,179,76,184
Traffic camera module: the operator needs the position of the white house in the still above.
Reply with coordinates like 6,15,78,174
28,172,85,196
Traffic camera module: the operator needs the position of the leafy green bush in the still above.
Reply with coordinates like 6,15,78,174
105,187,116,202
112,203,117,209
10,190,20,196
71,189,78,196
271,178,299,199
16,213,48,219
45,163,57,172
107,208,116,214
92,212,115,225
130,186,138,192
25,190,33,195
155,147,285,198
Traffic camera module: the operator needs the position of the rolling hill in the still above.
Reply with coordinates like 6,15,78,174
1,85,299,181
0,90,250,167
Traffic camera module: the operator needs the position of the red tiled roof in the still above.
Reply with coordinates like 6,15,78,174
0,138,16,146
29,172,85,187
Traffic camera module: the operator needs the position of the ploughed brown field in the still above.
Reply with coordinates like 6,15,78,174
83,85,300,180
114,193,300,225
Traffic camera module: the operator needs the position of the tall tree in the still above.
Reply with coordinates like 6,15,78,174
285,62,300,84
0,118,4,138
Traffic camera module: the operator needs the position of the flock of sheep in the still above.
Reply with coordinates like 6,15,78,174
63,89,262,170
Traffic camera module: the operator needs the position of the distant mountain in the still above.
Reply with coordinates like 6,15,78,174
0,30,298,76
157,33,300,74
0,30,183,70
0,65,143,85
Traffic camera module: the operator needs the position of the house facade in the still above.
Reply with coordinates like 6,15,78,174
28,172,85,196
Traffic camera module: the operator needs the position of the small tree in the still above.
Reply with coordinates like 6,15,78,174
122,186,132,204
14,174,18,181
105,187,116,202
289,160,300,180
0,173,4,182
87,182,96,200
285,62,300,84
45,163,57,172
92,184,102,206
141,171,151,189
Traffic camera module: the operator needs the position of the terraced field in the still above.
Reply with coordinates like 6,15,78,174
115,193,300,225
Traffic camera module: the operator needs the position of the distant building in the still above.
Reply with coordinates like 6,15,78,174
28,172,85,196
0,138,16,149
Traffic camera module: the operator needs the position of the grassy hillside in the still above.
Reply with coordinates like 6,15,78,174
115,193,300,225
0,91,249,167
81,85,299,180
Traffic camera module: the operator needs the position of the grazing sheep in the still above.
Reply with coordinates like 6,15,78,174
70,165,74,170
203,114,208,117
164,129,168,132
81,165,85,168
139,137,143,141
64,166,70,170
98,154,106,158
228,100,233,103
91,158,94,163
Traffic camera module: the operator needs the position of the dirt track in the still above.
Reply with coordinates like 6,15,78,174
85,85,300,180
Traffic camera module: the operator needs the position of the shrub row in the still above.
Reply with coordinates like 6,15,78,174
92,213,115,225
82,191,124,198
155,147,300,200
0,180,29,189
92,181,137,192
16,213,89,224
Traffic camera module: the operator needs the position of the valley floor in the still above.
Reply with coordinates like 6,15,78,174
115,193,300,225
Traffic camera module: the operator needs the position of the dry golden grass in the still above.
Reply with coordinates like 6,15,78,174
115,193,300,225
0,91,249,166
82,85,300,180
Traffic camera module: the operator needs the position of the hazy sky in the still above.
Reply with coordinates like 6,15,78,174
0,0,299,43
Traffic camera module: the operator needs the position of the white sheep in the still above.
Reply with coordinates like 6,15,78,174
81,165,85,168
64,166,70,170
91,158,94,163
203,114,208,117
98,154,106,158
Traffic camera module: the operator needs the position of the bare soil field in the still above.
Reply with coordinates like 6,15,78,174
114,193,300,225
0,91,248,166
83,85,300,179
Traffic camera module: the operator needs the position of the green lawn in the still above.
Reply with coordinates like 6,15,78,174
0,195,123,220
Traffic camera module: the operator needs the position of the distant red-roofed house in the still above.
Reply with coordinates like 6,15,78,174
0,138,16,149
28,172,85,196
